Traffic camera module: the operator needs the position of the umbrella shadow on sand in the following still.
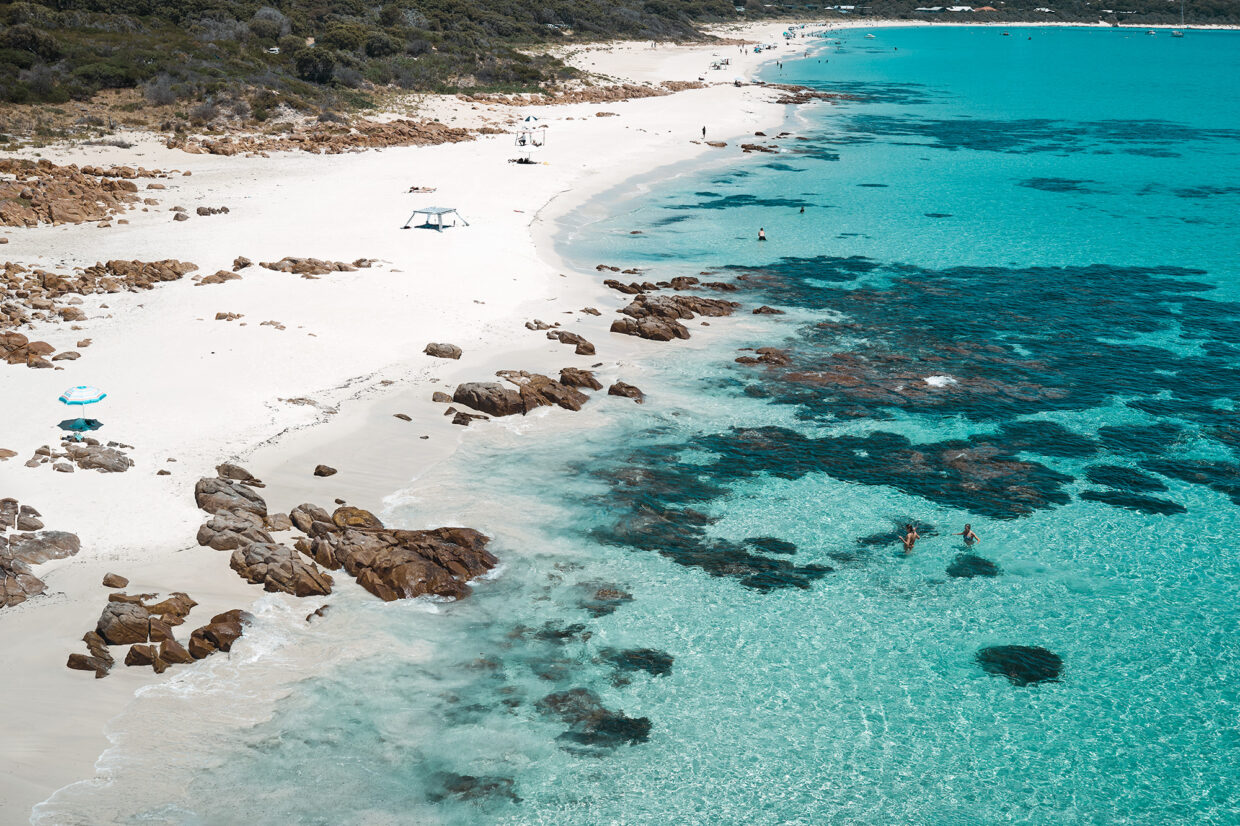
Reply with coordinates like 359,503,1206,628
58,417,103,433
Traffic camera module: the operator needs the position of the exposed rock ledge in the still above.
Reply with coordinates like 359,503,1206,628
194,470,497,603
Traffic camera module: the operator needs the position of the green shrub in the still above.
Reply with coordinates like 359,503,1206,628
294,46,336,83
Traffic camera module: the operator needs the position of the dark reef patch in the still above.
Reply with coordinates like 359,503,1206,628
600,647,674,678
426,772,521,804
1019,177,1100,193
537,688,652,752
1080,489,1186,515
1098,423,1184,456
1084,465,1168,493
947,554,1001,578
745,536,798,555
924,212,952,218
976,645,1063,686
842,114,1240,157
669,193,814,211
1140,458,1240,505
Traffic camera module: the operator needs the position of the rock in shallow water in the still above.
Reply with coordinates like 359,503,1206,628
426,772,520,804
976,645,1063,686
947,553,1001,579
536,688,652,751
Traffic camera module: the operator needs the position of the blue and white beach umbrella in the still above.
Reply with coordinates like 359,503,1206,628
59,385,107,406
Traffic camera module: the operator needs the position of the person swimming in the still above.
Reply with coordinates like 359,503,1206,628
955,524,980,545
901,523,920,553
758,228,767,241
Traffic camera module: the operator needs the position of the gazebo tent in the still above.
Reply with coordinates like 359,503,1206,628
402,206,470,232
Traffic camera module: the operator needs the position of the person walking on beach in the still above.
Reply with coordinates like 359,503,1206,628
955,524,980,545
702,125,707,138
901,523,920,554
758,228,767,241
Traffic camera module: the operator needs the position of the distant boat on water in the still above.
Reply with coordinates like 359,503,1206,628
865,33,876,39
1147,29,1158,35
1171,29,1184,37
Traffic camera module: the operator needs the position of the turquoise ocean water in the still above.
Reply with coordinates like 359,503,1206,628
36,26,1240,825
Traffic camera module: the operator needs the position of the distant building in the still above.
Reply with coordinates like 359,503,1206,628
946,5,974,10
915,6,945,10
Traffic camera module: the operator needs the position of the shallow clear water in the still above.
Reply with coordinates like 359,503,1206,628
37,26,1240,825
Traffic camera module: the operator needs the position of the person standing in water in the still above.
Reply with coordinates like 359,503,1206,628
901,523,920,554
758,228,767,241
955,524,980,545
702,125,706,138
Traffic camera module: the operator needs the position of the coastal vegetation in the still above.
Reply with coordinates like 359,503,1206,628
2,0,1234,127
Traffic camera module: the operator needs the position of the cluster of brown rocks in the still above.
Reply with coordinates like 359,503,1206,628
259,257,376,277
766,84,857,106
445,367,641,424
0,332,57,369
67,581,251,678
547,330,595,355
1,259,198,359
194,464,497,602
609,293,740,342
25,438,133,473
604,275,737,294
0,159,165,227
1,500,79,608
167,119,475,157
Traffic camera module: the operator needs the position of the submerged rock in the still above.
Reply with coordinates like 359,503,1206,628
426,772,521,804
1079,489,1186,515
600,647,674,677
947,553,1001,579
976,645,1063,686
536,688,652,750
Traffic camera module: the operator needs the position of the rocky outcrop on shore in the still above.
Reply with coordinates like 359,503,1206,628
259,257,376,276
0,159,165,227
194,468,495,603
546,330,596,355
67,586,253,678
1,499,80,608
167,119,475,157
1,259,198,360
194,473,334,597
24,438,134,473
765,83,858,106
291,504,497,601
453,370,590,418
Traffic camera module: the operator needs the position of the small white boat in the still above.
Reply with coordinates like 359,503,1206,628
865,33,876,38
1171,29,1184,37
1147,29,1157,35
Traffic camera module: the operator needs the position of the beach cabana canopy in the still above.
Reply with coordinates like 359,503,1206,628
402,206,469,232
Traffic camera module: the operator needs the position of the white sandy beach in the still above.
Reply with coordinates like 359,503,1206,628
0,20,823,819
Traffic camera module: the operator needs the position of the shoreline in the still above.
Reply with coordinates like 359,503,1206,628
0,22,802,820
